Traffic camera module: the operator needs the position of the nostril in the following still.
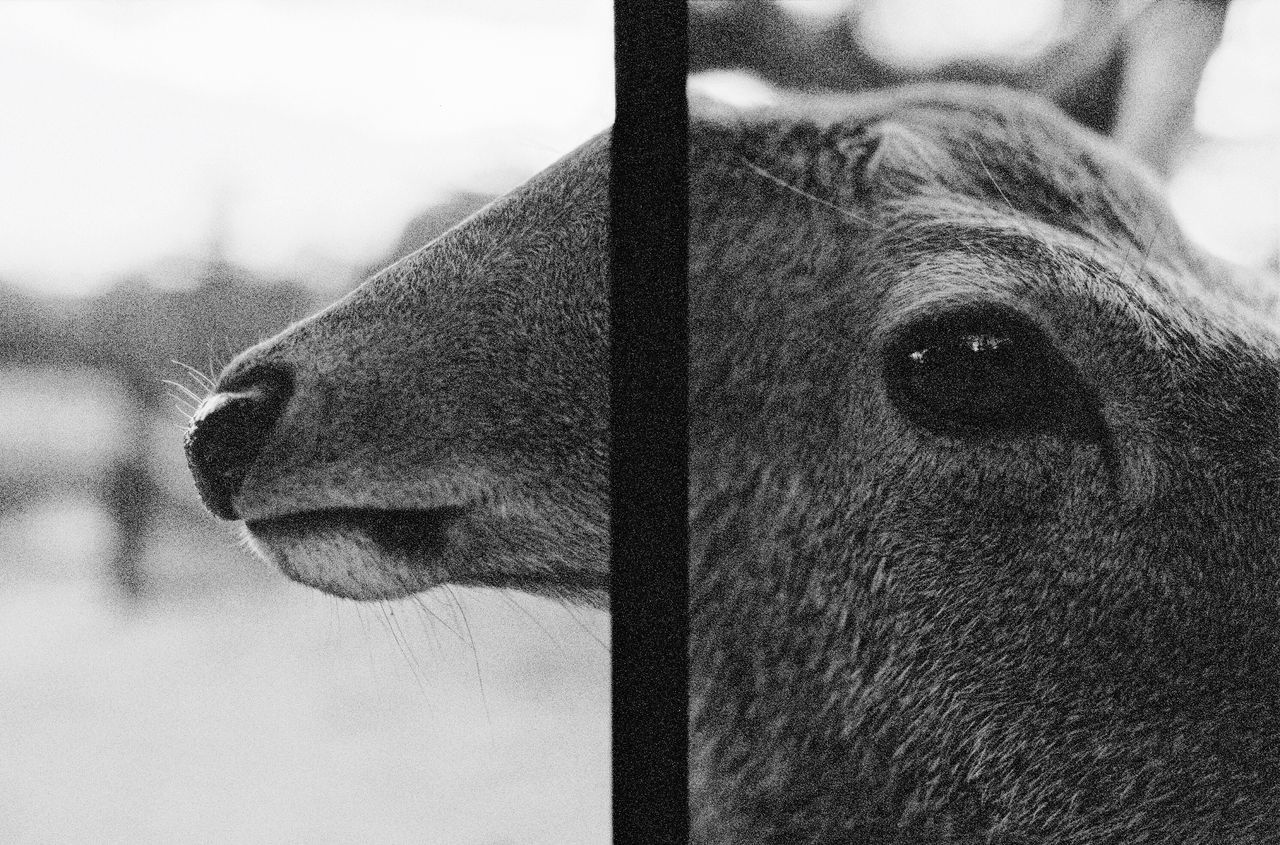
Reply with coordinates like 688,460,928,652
185,366,293,520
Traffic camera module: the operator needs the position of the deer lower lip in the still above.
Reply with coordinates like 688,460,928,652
247,506,468,559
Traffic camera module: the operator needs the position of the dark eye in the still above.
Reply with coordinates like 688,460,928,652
883,307,1105,441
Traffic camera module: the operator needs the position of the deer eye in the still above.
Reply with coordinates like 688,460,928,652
883,307,1105,441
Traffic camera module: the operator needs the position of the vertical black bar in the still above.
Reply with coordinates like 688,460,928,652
611,3,689,844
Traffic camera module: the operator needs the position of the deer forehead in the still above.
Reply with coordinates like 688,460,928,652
690,97,1280,423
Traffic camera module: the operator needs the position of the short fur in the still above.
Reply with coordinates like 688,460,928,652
205,133,610,607
690,86,1280,843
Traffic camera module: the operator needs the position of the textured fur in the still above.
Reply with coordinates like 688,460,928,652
690,86,1280,843
208,133,610,606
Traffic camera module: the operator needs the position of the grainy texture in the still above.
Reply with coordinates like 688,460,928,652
195,135,611,606
690,85,1280,844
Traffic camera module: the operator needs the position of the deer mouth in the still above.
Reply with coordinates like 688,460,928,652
249,506,468,559
242,505,472,599
241,497,608,606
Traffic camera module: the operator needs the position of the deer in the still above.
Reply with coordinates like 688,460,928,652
183,133,609,607
182,76,1280,843
689,85,1280,844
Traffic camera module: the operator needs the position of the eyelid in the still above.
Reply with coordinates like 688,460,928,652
880,302,1047,357
881,303,1104,441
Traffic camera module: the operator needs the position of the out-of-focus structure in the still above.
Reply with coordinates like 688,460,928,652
0,187,499,603
690,0,1279,274
0,266,317,600
690,0,1230,176
0,3,612,842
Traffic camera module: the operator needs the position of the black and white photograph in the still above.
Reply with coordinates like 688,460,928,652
0,2,612,842
5,0,1280,842
689,0,1280,842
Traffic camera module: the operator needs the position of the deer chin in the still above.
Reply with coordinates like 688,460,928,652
243,504,611,606
243,506,467,600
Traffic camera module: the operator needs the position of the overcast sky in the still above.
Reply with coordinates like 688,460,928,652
0,0,613,295
3,1,1275,296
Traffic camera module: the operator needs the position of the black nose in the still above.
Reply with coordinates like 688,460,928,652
184,367,293,520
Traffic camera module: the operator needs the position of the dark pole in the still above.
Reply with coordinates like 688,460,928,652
612,3,689,843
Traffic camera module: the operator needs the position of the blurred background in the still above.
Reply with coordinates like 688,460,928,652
7,0,1277,841
690,0,1280,276
0,1,612,843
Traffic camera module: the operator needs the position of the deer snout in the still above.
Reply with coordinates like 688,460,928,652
184,366,293,520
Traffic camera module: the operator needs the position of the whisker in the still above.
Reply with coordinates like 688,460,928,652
406,591,465,646
162,379,205,404
967,142,1015,214
382,600,430,696
560,601,609,651
496,590,565,653
444,586,493,733
171,359,215,390
736,155,872,225
388,570,465,643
